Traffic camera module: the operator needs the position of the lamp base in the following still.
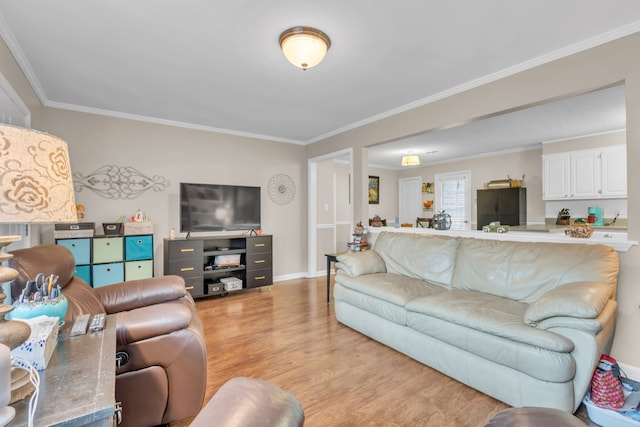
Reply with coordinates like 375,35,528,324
9,368,34,404
0,318,31,351
0,263,32,350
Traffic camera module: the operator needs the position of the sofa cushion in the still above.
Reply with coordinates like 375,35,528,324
524,282,613,325
406,289,576,382
406,310,576,382
373,232,459,288
334,273,445,325
335,251,386,276
405,290,574,353
451,238,619,303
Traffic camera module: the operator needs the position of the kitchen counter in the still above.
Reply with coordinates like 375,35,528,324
510,223,628,233
510,225,568,233
366,226,636,252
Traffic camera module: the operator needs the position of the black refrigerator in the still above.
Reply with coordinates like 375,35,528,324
476,188,526,230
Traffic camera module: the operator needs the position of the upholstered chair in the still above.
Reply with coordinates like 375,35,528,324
191,377,305,427
9,244,207,427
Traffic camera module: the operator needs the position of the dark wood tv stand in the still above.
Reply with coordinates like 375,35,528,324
163,234,272,298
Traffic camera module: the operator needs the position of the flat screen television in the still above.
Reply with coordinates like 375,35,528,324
180,182,261,233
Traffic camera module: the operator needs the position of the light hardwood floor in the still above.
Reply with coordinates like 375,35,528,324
177,277,595,426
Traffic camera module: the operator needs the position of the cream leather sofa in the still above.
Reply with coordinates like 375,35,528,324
334,232,619,412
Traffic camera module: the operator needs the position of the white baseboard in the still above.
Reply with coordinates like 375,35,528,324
273,272,307,283
312,270,330,278
273,271,332,281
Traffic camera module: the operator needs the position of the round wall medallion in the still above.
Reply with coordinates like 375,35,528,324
268,174,296,205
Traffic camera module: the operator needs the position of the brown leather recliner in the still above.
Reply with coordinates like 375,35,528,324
9,244,207,427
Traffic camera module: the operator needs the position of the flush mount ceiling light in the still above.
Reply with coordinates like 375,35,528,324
279,26,331,70
401,155,421,166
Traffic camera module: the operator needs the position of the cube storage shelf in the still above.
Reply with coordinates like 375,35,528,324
55,234,154,287
163,235,272,298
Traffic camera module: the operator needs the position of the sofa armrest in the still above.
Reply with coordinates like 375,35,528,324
524,281,613,326
94,275,187,314
534,299,617,334
335,251,386,277
190,377,304,427
114,301,192,345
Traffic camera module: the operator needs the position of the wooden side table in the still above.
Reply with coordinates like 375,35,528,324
11,315,116,426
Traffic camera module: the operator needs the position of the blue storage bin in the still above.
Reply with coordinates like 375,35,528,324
92,263,124,288
57,238,91,265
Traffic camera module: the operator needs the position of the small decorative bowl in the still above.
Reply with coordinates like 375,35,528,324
9,295,69,322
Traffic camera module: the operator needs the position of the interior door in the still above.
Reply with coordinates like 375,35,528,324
398,177,421,225
435,171,471,230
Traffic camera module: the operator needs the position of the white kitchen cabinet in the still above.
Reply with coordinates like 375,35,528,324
570,150,601,198
601,145,627,197
542,154,570,199
542,145,626,200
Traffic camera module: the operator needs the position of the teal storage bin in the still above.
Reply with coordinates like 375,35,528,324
125,235,153,261
75,265,91,285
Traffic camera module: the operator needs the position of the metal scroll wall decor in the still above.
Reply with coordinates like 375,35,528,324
73,165,170,199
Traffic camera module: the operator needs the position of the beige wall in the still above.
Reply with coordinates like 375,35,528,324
0,32,308,279
37,109,307,276
543,130,626,154
308,33,640,367
367,167,398,224
398,148,545,227
315,159,350,270
34,109,308,279
3,27,640,368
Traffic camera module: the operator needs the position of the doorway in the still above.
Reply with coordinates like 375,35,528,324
308,149,353,277
398,177,421,225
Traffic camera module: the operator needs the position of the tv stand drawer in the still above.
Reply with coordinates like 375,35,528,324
247,236,272,253
246,269,273,289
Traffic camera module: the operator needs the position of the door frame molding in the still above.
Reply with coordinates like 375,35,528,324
307,148,353,277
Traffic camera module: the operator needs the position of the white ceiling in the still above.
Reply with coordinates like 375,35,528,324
369,84,627,168
0,1,639,169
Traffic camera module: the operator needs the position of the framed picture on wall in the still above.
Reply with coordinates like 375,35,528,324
368,175,379,204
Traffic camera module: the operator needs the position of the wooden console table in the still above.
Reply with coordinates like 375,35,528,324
11,315,116,427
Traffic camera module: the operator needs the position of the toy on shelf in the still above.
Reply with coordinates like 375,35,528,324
348,221,369,251
76,204,85,222
482,221,510,233
131,209,148,222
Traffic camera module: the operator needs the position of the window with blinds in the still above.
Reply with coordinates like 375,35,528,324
435,171,471,230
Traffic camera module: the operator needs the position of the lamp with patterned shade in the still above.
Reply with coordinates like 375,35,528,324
0,124,77,350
